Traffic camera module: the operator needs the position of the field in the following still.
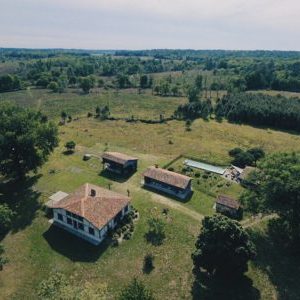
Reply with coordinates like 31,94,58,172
1,88,300,299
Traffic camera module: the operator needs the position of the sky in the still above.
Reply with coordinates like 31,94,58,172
0,0,300,50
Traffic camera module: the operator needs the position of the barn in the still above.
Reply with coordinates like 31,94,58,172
142,166,192,199
102,152,138,175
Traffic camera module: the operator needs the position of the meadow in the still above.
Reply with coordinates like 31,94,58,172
1,88,300,299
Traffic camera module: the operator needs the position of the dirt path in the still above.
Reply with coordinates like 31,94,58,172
147,192,204,222
112,176,204,222
241,213,277,229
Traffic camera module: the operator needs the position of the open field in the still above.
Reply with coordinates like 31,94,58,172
1,89,300,298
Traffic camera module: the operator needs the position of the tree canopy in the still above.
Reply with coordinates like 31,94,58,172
192,215,256,277
241,152,300,250
0,103,58,179
216,93,300,132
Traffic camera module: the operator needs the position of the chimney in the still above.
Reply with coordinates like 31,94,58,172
90,189,96,197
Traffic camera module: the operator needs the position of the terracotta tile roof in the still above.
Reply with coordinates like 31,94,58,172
52,183,130,228
143,166,192,189
216,195,240,210
102,152,138,165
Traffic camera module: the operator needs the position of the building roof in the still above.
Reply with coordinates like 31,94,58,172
143,166,192,189
216,195,240,210
184,159,226,175
46,191,69,208
102,152,138,165
239,166,256,180
51,183,130,228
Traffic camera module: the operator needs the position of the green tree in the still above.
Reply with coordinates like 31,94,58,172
192,215,256,277
232,152,255,168
0,244,8,271
0,204,14,234
187,86,199,103
47,81,59,93
229,147,243,157
0,104,58,179
247,147,265,164
0,74,21,92
195,74,203,91
241,152,300,249
60,111,67,124
119,278,154,300
80,77,93,93
146,213,166,245
140,75,149,89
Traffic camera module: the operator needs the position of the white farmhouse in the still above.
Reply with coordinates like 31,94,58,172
46,183,131,245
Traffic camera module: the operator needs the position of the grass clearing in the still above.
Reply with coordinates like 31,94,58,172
1,89,300,298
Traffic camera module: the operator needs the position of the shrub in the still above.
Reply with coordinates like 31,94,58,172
64,141,76,153
124,232,132,240
0,204,14,234
119,278,154,300
0,244,8,270
168,167,174,172
195,172,200,178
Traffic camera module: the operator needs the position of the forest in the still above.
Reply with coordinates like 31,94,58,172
215,93,300,132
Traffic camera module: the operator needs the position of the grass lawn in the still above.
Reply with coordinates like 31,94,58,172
1,89,300,299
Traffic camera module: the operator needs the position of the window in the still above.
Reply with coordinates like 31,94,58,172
66,211,71,217
67,217,72,225
71,213,83,222
89,227,95,236
78,223,84,231
124,205,129,213
57,213,63,221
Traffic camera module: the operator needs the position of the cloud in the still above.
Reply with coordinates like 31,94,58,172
0,0,299,49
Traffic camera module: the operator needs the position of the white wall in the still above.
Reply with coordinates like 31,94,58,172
52,204,131,244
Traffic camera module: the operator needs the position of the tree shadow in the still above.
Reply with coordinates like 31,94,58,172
99,169,136,183
191,270,260,300
0,175,41,235
62,150,75,155
142,261,154,274
142,185,193,204
144,231,165,246
249,226,300,300
43,225,112,262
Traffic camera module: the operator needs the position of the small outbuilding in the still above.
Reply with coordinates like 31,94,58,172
142,166,192,200
102,152,138,175
216,194,242,219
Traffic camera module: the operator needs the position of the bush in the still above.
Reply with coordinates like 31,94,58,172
64,141,76,153
168,167,174,172
124,232,132,240
195,172,200,178
0,204,14,234
0,244,8,270
119,278,154,300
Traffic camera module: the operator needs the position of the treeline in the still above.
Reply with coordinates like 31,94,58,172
215,93,300,131
115,49,300,60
